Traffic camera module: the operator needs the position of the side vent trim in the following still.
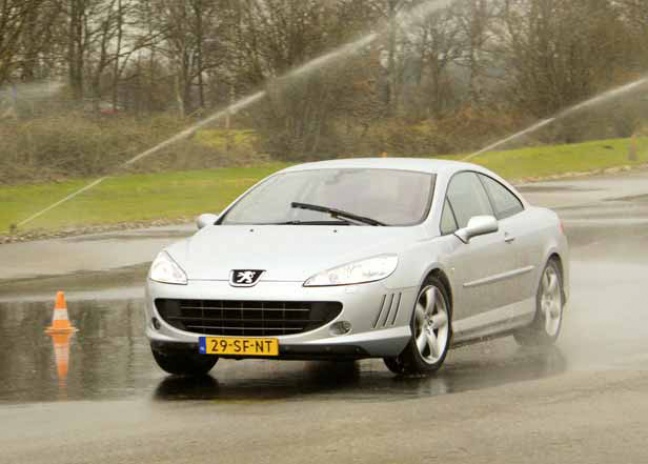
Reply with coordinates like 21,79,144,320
391,292,402,325
381,293,395,327
373,293,403,328
373,294,387,328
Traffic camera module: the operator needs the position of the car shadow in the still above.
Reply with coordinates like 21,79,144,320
153,360,361,402
152,345,567,403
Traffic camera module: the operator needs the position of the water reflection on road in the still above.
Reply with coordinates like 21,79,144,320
153,346,566,403
0,297,567,404
0,298,151,403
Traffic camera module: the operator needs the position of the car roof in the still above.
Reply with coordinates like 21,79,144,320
279,157,488,177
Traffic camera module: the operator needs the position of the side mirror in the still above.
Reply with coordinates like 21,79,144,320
454,215,498,244
196,213,219,230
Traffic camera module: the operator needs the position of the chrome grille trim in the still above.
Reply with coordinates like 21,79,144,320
156,299,342,337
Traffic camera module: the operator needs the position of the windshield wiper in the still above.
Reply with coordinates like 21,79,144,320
273,220,352,225
290,202,386,226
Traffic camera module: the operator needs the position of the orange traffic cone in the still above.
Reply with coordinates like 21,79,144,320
45,291,77,334
49,332,73,386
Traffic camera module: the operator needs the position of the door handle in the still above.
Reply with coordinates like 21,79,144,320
504,233,516,243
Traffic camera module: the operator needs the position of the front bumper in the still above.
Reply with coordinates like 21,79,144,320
145,279,417,359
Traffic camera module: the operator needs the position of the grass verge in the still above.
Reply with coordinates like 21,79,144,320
1,137,647,236
466,137,648,180
1,163,287,234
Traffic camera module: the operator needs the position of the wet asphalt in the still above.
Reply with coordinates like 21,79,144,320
1,169,648,463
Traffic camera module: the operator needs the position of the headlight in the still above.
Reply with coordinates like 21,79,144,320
304,255,398,287
149,251,188,285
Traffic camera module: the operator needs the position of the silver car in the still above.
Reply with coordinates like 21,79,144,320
145,158,568,376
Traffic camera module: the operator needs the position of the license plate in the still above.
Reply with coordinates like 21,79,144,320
199,336,279,357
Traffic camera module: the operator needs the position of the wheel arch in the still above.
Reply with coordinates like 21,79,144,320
430,268,453,310
546,252,567,303
417,265,453,311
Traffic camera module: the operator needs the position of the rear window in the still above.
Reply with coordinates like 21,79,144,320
479,175,524,219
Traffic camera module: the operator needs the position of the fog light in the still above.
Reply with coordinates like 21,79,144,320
152,317,161,330
330,321,352,336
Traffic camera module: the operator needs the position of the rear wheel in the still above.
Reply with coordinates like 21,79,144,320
151,346,218,376
384,276,451,375
514,259,564,346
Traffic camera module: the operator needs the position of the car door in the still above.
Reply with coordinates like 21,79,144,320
441,172,519,331
478,174,542,304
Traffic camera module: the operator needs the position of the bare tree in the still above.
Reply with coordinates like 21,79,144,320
147,0,226,116
0,0,60,84
452,0,498,106
498,0,628,116
413,7,463,117
617,0,648,70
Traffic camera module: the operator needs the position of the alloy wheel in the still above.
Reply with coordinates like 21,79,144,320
540,265,562,337
414,285,450,364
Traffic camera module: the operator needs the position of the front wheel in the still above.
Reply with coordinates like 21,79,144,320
384,276,451,375
152,346,218,376
514,259,564,346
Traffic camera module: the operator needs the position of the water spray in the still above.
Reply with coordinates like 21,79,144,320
12,1,648,230
15,91,267,228
463,75,648,161
462,119,555,162
14,0,456,230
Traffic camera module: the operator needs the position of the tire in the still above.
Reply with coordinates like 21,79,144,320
151,345,218,376
383,356,407,374
384,275,452,375
514,259,564,346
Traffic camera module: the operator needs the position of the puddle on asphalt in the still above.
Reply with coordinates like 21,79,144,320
0,297,568,405
0,298,153,403
152,345,567,403
0,264,148,302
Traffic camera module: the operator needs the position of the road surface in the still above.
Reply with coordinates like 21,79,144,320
1,169,647,463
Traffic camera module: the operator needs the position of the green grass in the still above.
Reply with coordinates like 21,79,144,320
465,137,648,179
194,129,257,151
2,137,647,234
1,164,287,233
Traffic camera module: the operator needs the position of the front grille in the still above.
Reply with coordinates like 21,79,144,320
155,299,343,336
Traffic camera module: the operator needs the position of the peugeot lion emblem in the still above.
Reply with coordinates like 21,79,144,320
230,270,264,287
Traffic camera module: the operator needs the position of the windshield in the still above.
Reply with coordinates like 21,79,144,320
220,168,435,226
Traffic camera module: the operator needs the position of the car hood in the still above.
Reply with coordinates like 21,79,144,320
166,225,425,282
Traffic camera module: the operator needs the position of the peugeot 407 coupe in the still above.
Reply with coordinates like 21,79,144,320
145,158,568,376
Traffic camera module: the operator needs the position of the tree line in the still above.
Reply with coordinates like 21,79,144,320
1,0,647,167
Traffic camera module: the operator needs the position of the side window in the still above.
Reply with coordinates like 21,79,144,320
479,175,524,219
445,172,494,228
440,199,458,235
